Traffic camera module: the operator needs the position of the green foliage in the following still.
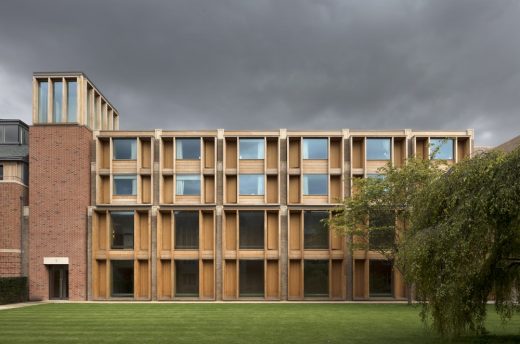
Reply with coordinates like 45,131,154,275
0,277,28,305
401,147,520,336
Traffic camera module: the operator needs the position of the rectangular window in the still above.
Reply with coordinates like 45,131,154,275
367,173,385,180
303,174,328,195
304,211,329,249
176,174,201,195
111,212,134,249
87,88,92,128
369,260,393,297
175,260,199,297
67,81,77,122
113,175,137,195
176,138,201,160
303,138,328,159
38,81,48,123
239,138,264,159
113,138,137,160
52,81,63,123
4,125,19,143
22,163,28,185
239,211,264,249
111,260,134,297
239,260,264,297
239,174,264,195
0,164,3,180
304,260,329,297
95,95,100,129
174,211,199,249
369,211,395,250
430,138,454,160
366,138,391,160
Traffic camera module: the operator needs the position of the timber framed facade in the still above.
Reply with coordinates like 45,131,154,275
13,72,475,301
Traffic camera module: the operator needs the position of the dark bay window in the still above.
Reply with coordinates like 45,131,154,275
113,138,137,160
239,260,264,297
111,212,134,249
4,125,19,143
366,138,391,160
111,260,134,297
304,211,329,249
239,174,264,195
176,138,201,160
113,175,137,195
175,260,199,297
239,138,264,159
176,174,200,195
303,174,328,195
303,138,328,159
369,260,393,297
175,211,199,249
369,211,395,250
430,138,454,160
239,211,264,249
304,260,329,297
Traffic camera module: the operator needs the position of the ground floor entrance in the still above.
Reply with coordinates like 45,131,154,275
49,265,68,300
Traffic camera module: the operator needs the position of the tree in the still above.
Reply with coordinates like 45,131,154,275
400,147,520,336
327,156,442,303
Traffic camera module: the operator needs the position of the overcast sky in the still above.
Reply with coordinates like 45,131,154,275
0,0,519,146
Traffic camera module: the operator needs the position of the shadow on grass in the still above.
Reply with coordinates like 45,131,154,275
457,335,520,343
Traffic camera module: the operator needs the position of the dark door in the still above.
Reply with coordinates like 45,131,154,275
49,265,69,299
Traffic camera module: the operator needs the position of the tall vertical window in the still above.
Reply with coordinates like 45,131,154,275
67,81,77,122
176,138,201,159
175,211,199,249
239,211,264,249
176,175,201,195
38,81,48,123
111,212,134,249
95,95,100,129
113,139,137,160
111,260,134,297
369,260,393,297
366,138,391,160
369,211,395,250
52,81,63,123
113,175,137,195
239,138,264,159
304,211,329,249
0,164,3,180
303,174,328,195
239,260,264,297
175,260,199,297
239,174,264,195
303,138,328,159
86,88,92,128
304,260,329,297
430,138,454,160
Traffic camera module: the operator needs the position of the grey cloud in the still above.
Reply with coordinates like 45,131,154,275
0,0,519,145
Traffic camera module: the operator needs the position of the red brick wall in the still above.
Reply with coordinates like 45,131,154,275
0,183,27,277
29,125,91,300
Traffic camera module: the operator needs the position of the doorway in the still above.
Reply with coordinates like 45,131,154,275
49,265,69,299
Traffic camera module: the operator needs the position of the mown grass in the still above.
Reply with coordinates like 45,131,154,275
0,303,518,343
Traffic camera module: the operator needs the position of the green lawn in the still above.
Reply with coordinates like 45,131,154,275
0,303,518,343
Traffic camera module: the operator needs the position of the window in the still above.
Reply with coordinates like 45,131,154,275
303,138,328,159
53,81,63,123
304,260,329,297
0,164,3,180
175,211,199,249
111,260,134,297
239,138,264,159
22,163,28,185
176,138,200,160
38,81,48,123
303,174,328,195
176,175,200,195
239,260,264,297
111,212,134,249
239,174,264,195
369,260,393,297
430,138,454,160
113,139,137,160
175,260,199,297
304,211,329,249
4,125,18,143
239,211,264,249
113,175,137,195
21,128,28,145
67,81,77,122
366,138,391,160
369,211,395,250
367,173,385,180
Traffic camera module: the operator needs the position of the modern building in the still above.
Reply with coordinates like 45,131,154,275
1,72,475,301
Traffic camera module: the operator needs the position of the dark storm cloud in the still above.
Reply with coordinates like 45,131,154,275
0,0,519,145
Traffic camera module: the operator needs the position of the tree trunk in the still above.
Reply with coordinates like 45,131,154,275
406,283,413,305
